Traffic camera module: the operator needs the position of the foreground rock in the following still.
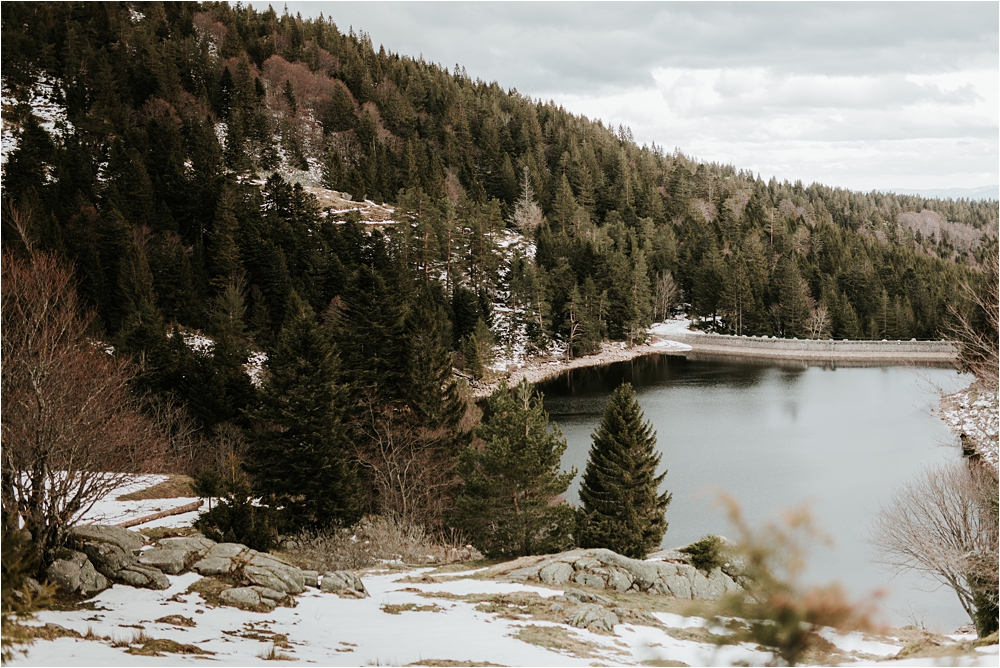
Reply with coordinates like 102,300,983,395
192,542,307,595
139,536,214,574
46,551,109,597
504,547,742,600
320,570,369,598
219,586,288,612
68,525,168,590
57,524,369,610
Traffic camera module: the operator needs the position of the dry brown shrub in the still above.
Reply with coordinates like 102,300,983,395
283,515,477,572
707,496,883,666
947,253,999,390
351,396,462,528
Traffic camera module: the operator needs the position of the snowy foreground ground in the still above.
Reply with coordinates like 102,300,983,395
12,481,998,667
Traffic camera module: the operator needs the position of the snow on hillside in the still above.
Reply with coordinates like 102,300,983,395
1,74,72,166
490,227,541,372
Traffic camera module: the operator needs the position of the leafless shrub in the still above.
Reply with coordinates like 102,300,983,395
870,462,999,624
947,254,999,390
1,247,169,566
283,514,478,572
351,395,461,528
806,304,832,340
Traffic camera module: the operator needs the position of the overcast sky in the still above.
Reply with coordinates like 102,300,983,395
278,1,998,193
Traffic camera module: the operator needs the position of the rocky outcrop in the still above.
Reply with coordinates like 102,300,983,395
67,525,168,590
192,543,306,596
504,548,742,600
81,541,170,590
54,525,367,611
219,586,288,612
69,525,147,553
46,551,108,597
139,535,215,574
320,570,369,598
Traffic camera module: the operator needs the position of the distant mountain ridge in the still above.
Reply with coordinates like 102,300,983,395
884,186,999,202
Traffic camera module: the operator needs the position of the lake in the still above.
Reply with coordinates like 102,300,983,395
535,352,970,632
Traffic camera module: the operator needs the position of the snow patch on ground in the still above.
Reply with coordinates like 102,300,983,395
13,476,997,666
650,317,699,336
77,475,201,528
939,381,999,470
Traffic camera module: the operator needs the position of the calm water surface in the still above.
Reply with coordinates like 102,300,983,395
536,353,969,631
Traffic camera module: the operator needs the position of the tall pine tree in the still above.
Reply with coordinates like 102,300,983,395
452,380,576,557
245,293,363,531
577,382,671,558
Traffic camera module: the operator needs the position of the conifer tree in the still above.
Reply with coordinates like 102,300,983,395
404,288,468,448
452,380,575,557
245,293,363,531
577,382,671,558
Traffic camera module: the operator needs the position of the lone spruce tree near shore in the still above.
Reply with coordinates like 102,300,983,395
577,382,671,558
452,379,576,557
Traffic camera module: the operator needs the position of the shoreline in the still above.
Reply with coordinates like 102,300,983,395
471,339,691,398
470,329,958,398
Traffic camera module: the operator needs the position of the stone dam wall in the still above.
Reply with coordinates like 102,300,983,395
659,331,958,360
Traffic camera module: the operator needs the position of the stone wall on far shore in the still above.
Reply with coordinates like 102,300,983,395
659,331,958,361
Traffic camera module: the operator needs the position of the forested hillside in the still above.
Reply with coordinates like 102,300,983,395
2,3,996,464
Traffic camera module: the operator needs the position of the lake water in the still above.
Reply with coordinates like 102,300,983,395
535,353,971,632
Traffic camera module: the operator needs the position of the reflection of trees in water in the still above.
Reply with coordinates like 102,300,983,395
537,354,772,398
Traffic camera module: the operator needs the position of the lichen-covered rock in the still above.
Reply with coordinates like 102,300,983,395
191,556,233,576
158,535,215,563
138,548,188,575
69,525,146,553
500,547,742,600
302,570,319,588
320,571,368,598
568,603,619,632
46,551,108,597
204,543,248,560
539,561,573,585
219,586,285,611
82,541,169,590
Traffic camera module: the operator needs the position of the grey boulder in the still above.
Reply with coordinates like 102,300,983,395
46,551,108,597
69,525,146,553
320,571,368,598
137,548,188,575
219,586,286,612
568,603,619,633
82,541,169,590
502,547,742,600
191,543,306,596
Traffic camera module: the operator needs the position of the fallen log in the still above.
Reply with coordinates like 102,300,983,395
117,499,203,528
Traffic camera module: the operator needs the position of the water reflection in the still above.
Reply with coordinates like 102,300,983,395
535,353,970,632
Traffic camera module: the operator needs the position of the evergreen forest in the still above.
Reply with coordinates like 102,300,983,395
2,2,997,545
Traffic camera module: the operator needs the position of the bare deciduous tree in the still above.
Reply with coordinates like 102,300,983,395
653,271,678,323
1,250,168,567
947,254,999,391
806,304,832,340
509,166,543,233
870,462,999,625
